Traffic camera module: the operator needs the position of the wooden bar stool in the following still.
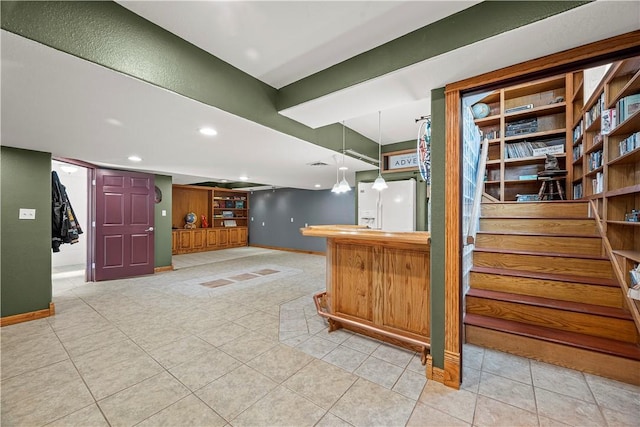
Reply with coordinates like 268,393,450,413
537,170,567,200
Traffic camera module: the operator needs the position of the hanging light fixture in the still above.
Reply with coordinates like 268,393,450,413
338,121,351,193
372,111,388,191
331,155,341,193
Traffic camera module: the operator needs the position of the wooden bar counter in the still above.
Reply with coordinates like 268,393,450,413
301,225,431,362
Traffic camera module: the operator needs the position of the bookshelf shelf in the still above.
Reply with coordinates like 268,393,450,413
612,250,640,263
608,147,640,166
608,110,640,137
585,166,604,177
472,74,571,201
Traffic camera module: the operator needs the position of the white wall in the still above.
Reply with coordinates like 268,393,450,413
584,64,611,101
51,161,88,268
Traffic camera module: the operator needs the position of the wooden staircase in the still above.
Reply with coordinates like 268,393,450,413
464,200,640,385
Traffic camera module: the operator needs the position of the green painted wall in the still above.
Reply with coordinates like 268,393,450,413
278,1,589,109
154,174,172,268
0,0,377,160
1,147,52,317
429,88,447,369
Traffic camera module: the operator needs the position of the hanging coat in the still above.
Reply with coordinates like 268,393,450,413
52,171,83,252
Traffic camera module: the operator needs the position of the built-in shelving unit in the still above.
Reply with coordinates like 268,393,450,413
572,56,640,311
474,74,572,201
171,185,249,254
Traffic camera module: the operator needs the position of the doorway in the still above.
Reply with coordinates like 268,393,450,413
51,160,89,293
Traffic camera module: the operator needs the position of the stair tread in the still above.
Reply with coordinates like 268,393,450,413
467,288,633,320
482,216,592,220
482,201,589,205
474,247,609,261
464,314,640,361
470,266,619,287
476,231,602,239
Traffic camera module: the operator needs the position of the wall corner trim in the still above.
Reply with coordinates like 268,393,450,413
1,302,55,327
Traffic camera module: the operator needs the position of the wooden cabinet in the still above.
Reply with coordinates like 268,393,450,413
474,74,572,201
171,184,249,254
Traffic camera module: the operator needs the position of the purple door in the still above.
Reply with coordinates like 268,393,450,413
95,169,154,281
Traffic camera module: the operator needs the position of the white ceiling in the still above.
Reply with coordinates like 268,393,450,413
2,1,638,190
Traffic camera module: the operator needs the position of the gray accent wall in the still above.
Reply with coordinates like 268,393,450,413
249,188,355,253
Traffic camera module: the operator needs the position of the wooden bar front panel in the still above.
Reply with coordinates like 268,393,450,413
333,243,374,322
384,248,430,337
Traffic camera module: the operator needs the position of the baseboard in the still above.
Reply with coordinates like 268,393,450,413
249,244,325,256
443,350,461,389
426,355,446,383
154,265,174,273
1,302,55,327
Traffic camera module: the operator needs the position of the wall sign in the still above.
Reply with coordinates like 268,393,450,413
383,149,419,172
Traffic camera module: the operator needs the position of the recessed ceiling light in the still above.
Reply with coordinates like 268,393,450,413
221,179,228,183
128,155,142,162
199,127,217,136
314,184,321,188
339,166,348,171
106,118,123,126
239,176,249,181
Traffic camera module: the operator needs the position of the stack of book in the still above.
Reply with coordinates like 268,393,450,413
573,143,583,161
505,139,564,159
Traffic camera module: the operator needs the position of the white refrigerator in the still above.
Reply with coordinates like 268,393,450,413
358,179,416,232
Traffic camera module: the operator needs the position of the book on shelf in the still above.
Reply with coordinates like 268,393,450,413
573,119,583,142
518,174,538,180
235,200,244,209
573,183,583,199
592,172,603,194
573,144,583,161
616,93,640,123
222,211,234,218
619,131,640,156
601,109,616,135
585,93,604,128
588,150,603,171
223,220,237,227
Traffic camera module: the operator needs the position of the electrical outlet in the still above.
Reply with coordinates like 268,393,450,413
290,218,294,223
161,210,167,217
19,208,36,220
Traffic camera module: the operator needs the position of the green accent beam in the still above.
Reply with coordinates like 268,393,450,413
0,1,377,158
429,87,446,369
278,1,589,110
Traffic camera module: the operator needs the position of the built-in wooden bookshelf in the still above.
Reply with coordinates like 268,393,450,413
172,185,249,254
572,56,640,310
474,74,572,201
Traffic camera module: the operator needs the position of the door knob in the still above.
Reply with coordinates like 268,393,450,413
145,227,154,232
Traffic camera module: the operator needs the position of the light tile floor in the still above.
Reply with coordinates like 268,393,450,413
2,248,638,426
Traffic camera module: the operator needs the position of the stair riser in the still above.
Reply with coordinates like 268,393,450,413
470,272,624,308
473,252,613,279
474,234,603,256
481,203,589,218
465,325,640,386
480,219,598,235
466,297,638,343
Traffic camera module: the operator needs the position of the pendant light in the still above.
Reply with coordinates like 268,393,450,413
331,155,341,193
372,111,388,191
337,121,351,193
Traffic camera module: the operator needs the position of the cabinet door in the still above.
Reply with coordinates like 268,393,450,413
193,229,206,249
206,229,217,247
179,231,192,250
218,229,229,247
172,232,178,254
229,228,239,245
239,228,248,245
